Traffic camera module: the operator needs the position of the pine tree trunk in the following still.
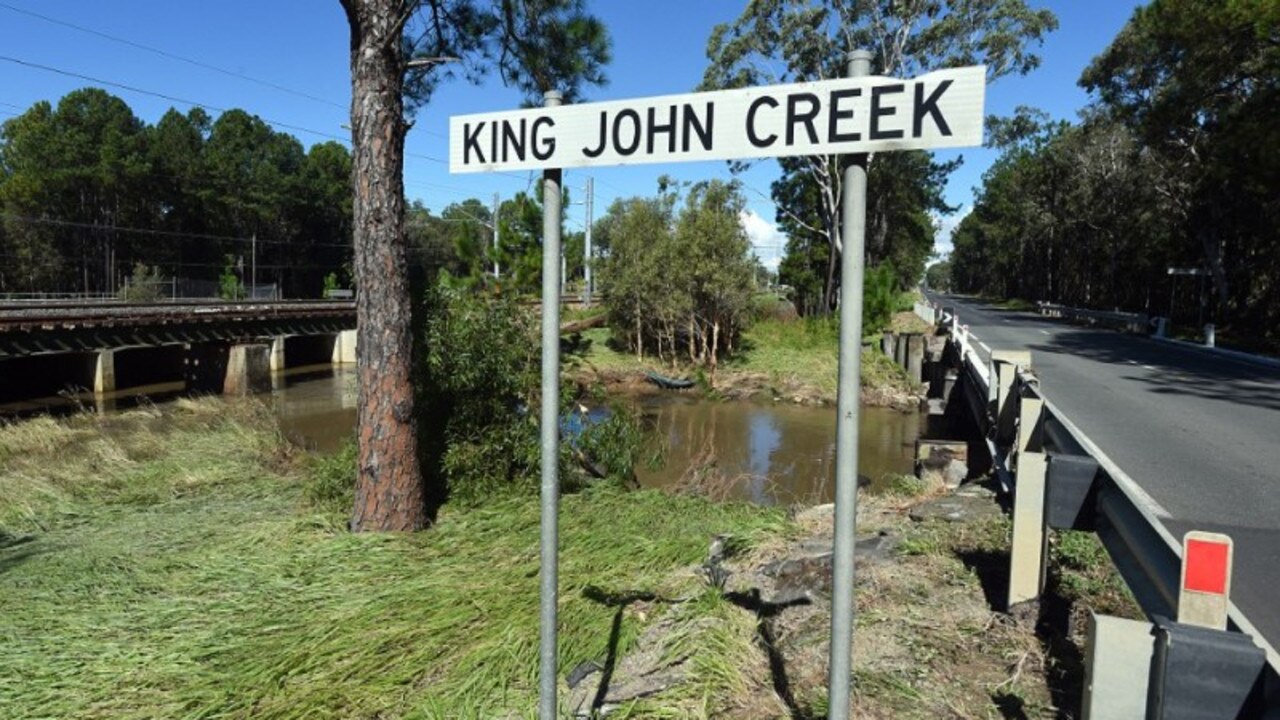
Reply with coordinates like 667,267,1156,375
343,0,426,532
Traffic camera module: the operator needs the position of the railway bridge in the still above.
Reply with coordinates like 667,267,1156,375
0,300,356,410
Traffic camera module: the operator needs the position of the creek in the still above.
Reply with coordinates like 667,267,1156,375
273,368,920,506
4,365,921,506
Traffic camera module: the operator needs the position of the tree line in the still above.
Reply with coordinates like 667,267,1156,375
0,88,353,298
949,0,1279,350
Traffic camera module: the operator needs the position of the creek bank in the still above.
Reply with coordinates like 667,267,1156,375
567,477,1069,717
572,363,924,410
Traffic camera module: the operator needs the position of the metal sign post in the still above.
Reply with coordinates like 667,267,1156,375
538,89,564,719
447,64,985,720
827,49,872,720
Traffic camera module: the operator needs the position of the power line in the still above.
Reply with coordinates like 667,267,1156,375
0,1,344,111
0,54,456,167
0,213,353,250
0,55,351,143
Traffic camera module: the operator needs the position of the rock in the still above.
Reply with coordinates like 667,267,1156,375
915,439,969,489
908,493,1002,524
794,503,834,525
955,481,998,500
756,531,899,602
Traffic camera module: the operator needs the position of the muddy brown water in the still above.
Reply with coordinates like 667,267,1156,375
634,396,919,505
6,366,920,506
275,371,923,506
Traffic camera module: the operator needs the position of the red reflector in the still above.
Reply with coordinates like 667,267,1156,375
1184,539,1229,595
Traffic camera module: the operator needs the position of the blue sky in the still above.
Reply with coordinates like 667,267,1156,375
0,0,1144,268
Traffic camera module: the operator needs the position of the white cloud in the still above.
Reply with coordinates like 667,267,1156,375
739,209,787,271
932,204,972,259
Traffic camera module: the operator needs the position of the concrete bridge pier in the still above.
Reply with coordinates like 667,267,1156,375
223,344,271,396
92,349,116,396
269,337,287,373
332,329,357,365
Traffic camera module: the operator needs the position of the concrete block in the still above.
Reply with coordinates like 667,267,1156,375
1083,613,1154,720
224,343,271,395
1007,451,1047,609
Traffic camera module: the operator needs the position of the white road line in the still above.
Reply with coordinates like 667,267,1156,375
1142,364,1157,371
977,341,992,354
1040,330,1050,335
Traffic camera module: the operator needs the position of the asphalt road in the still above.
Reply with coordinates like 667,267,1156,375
930,293,1280,653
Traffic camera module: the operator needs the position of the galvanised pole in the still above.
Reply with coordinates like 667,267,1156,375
827,48,872,720
584,176,594,307
538,89,564,720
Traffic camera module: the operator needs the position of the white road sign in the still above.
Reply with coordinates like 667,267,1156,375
450,66,985,173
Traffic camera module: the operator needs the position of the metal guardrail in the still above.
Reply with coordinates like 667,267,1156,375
1037,301,1150,334
937,303,1278,715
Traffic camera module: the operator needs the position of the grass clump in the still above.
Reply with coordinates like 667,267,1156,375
0,398,288,536
0,403,791,719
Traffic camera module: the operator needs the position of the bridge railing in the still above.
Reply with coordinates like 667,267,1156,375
936,302,1277,715
1037,301,1150,334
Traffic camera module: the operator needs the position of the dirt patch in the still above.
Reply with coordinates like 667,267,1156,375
580,484,1074,717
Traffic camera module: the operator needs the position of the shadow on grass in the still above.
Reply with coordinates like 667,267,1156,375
580,586,661,713
956,547,1011,612
724,588,816,720
954,544,1086,719
992,690,1029,718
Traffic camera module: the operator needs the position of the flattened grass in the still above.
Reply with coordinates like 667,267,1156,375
0,401,790,719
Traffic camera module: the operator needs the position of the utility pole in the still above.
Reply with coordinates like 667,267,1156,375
492,192,500,280
584,176,594,307
251,233,257,300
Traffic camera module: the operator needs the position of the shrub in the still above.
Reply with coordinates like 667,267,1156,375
862,262,899,332
416,285,540,507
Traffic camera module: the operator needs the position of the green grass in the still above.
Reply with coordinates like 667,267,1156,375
0,401,791,719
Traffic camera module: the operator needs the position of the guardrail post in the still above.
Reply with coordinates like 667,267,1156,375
1015,384,1044,469
1083,613,1155,720
1007,450,1048,610
991,350,1031,446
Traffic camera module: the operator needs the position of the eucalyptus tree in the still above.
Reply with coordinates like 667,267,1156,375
701,0,1057,313
338,0,610,531
1081,0,1280,328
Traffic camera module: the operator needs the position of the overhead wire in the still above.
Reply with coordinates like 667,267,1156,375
0,214,353,250
0,1,344,110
